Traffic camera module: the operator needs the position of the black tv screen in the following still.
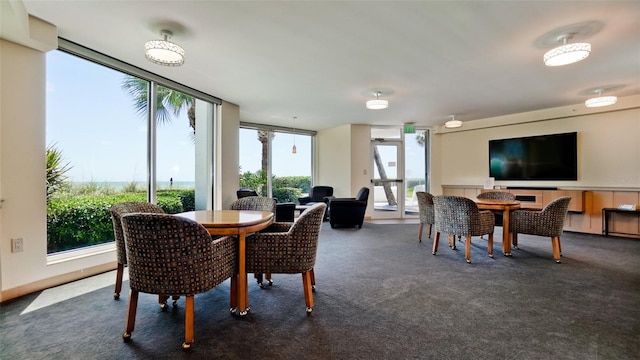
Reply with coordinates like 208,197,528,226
489,132,577,181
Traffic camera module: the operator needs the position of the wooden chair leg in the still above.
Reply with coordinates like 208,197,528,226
432,232,440,255
183,295,194,349
418,222,424,241
229,274,237,313
265,272,273,285
302,271,314,314
465,236,472,263
310,268,316,291
427,224,432,238
449,234,457,250
487,233,494,258
558,237,562,256
512,233,519,249
123,290,139,341
551,236,561,263
114,263,124,299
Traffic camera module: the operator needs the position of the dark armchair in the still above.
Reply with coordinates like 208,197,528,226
298,185,334,220
329,187,370,229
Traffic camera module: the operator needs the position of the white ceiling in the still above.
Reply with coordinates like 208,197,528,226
14,1,640,131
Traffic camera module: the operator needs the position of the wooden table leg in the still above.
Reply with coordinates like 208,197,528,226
502,209,512,256
237,229,248,315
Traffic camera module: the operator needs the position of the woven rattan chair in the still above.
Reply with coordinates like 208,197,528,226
509,197,572,263
245,202,326,314
477,191,516,201
476,191,516,236
110,202,166,302
432,195,495,263
120,213,237,350
230,196,280,287
416,192,435,241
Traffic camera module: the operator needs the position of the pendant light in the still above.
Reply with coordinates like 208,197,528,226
292,117,297,154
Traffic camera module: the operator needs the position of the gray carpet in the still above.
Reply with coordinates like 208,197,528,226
1,222,639,360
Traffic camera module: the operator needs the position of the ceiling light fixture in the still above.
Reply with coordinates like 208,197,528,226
145,30,185,67
444,115,462,129
366,92,388,110
543,33,590,66
585,89,617,108
292,116,297,154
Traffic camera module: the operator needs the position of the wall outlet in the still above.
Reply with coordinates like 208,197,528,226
11,238,24,253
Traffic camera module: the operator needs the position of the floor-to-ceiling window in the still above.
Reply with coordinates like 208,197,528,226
45,42,220,255
239,124,314,203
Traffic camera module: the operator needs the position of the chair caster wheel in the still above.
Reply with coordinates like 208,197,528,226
113,293,120,300
258,282,265,289
489,254,494,258
267,279,274,286
306,307,313,315
466,259,471,263
123,332,131,342
432,252,436,255
555,260,562,264
229,307,237,315
173,300,178,307
160,303,168,312
312,285,316,292
182,342,191,350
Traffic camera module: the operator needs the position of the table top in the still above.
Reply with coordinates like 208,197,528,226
475,199,521,210
176,209,274,228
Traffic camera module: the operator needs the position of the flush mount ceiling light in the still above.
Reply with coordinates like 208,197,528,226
543,33,590,66
145,30,185,67
585,89,617,108
444,115,462,129
366,92,389,110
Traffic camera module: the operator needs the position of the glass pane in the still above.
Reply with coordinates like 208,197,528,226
154,85,197,212
46,50,147,254
239,128,268,196
372,144,399,211
404,130,427,215
271,132,312,203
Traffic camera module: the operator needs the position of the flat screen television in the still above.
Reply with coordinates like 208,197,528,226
489,132,578,181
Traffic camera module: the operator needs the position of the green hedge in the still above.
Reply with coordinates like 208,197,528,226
46,190,194,253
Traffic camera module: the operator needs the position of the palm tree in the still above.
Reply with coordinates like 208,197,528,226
121,76,195,133
46,142,72,199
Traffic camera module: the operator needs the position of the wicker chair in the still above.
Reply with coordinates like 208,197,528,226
416,192,435,241
477,191,516,201
245,202,326,314
509,197,572,263
230,196,280,287
432,196,495,263
476,191,516,235
120,213,237,350
110,202,166,302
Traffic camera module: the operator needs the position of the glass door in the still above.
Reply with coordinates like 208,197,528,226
371,140,404,219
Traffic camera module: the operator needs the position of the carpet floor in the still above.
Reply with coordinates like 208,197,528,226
1,222,639,360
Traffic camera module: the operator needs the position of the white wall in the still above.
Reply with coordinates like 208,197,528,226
434,100,640,191
317,125,352,197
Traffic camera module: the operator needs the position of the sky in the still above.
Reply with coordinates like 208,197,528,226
46,50,311,184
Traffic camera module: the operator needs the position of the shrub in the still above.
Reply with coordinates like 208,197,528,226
272,187,303,203
46,189,195,253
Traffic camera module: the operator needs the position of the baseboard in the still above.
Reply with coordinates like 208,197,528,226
1,262,117,303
